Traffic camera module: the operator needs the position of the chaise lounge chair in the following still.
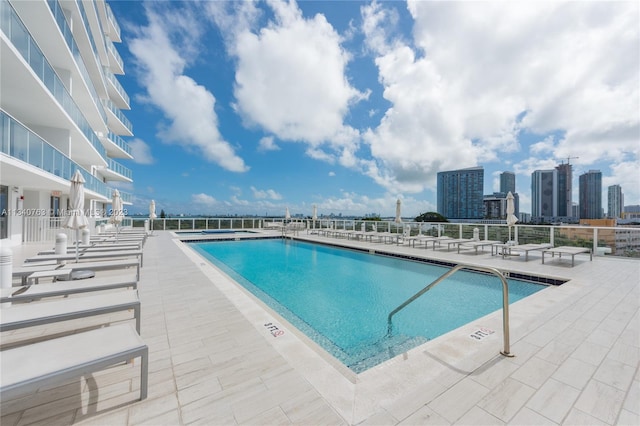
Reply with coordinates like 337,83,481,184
0,323,148,401
0,289,141,334
1,274,138,303
542,246,592,267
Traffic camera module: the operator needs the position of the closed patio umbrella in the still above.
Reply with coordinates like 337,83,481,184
506,191,518,242
285,207,290,223
63,170,89,262
149,200,157,234
312,204,317,229
395,199,402,224
109,189,124,240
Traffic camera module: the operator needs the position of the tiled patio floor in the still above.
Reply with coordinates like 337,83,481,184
1,230,638,425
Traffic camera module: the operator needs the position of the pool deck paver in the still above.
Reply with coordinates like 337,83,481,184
0,230,638,425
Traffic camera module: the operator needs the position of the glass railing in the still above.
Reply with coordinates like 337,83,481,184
46,0,107,124
0,111,112,200
1,0,107,160
107,131,132,156
102,99,132,133
107,157,132,180
106,37,123,72
105,3,121,41
104,67,130,106
119,190,132,204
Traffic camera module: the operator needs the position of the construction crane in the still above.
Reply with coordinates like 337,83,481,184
558,156,579,165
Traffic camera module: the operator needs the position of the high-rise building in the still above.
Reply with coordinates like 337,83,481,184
531,170,557,218
555,163,573,217
579,170,602,219
437,167,484,220
607,184,624,219
1,0,133,244
500,172,516,194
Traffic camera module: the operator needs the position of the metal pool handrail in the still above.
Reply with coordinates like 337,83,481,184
387,263,514,357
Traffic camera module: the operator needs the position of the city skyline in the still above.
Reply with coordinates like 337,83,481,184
107,0,639,218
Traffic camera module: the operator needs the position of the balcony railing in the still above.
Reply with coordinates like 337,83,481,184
102,99,132,134
112,216,638,256
107,131,132,157
107,157,132,180
106,37,124,73
104,67,130,107
105,3,121,41
1,0,107,160
0,111,112,200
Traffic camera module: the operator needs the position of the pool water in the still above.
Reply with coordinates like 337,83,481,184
192,239,545,372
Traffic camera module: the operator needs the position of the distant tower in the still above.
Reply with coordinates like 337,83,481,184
437,167,484,220
555,163,573,217
531,170,557,218
500,172,516,194
608,185,624,218
579,170,602,219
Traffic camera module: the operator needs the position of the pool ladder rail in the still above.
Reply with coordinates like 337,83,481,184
386,263,515,357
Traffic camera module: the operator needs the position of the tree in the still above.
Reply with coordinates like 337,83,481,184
160,209,166,219
414,212,448,222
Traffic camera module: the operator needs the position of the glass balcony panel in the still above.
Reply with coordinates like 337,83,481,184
0,113,8,154
28,133,42,168
28,38,44,77
1,1,11,32
11,13,28,58
43,143,54,173
9,120,28,161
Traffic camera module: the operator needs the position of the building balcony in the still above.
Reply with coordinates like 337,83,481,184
0,111,112,202
104,67,130,109
102,99,133,136
101,157,132,182
102,131,132,159
106,37,124,75
105,3,121,43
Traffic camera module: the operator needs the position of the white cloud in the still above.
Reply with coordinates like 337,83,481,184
328,171,336,177
128,4,248,172
250,186,283,200
257,136,280,152
128,138,155,164
192,193,217,205
360,1,639,198
210,0,366,164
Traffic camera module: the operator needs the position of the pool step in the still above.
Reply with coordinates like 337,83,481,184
348,334,429,373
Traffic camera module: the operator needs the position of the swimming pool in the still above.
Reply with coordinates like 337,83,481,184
191,239,546,372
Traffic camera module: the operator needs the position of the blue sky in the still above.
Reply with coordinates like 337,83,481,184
109,0,639,218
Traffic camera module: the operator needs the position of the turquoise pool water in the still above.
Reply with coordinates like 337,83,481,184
192,239,545,372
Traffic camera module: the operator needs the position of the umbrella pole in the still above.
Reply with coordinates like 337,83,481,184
75,229,79,262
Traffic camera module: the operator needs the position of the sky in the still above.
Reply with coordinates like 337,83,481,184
108,0,640,218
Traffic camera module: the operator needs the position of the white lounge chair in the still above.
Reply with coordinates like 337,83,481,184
1,274,138,303
496,243,552,261
24,249,144,267
0,323,148,401
0,290,141,334
457,240,503,254
14,259,141,285
542,246,592,267
38,243,143,255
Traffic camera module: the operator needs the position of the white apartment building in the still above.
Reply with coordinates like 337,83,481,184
0,0,133,245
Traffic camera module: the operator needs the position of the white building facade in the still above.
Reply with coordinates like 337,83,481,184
1,0,133,245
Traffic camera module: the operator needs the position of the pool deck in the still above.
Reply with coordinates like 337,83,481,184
1,230,638,425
